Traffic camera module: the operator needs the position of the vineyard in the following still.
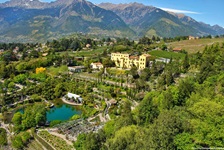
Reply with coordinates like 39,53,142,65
37,130,74,150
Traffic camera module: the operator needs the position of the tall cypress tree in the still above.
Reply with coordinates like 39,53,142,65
183,54,190,72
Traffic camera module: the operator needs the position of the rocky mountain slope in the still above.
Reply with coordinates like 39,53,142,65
0,0,134,42
98,2,224,37
170,12,224,35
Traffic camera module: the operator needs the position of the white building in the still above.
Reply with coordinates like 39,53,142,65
67,92,82,103
68,66,85,73
155,58,170,63
90,62,104,70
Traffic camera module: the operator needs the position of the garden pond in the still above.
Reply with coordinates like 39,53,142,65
4,99,81,123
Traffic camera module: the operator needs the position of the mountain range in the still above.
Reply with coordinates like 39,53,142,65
98,3,224,37
0,0,133,42
0,0,224,42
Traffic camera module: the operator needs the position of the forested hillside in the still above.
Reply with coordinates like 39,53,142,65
0,36,224,149
74,43,224,149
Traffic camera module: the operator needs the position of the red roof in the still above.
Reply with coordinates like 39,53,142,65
129,56,139,60
92,62,103,66
173,48,182,51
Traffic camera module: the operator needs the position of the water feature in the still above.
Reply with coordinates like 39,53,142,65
9,99,81,122
17,108,24,114
47,103,81,121
46,98,82,121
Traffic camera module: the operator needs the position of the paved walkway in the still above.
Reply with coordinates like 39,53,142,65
0,122,11,135
61,98,82,106
9,98,30,106
99,113,107,122
88,113,106,123
90,92,111,122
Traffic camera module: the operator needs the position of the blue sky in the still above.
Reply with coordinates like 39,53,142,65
0,0,223,27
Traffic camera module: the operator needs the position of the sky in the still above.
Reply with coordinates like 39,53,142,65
0,0,223,27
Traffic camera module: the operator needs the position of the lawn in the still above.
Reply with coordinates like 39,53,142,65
168,38,224,54
75,72,98,78
47,65,68,76
149,50,186,59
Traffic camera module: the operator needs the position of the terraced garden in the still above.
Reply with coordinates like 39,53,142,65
25,140,44,150
37,130,74,150
54,119,103,141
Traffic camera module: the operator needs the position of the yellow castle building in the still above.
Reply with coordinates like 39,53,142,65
111,53,151,69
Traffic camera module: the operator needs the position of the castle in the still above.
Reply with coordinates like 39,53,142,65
111,53,151,70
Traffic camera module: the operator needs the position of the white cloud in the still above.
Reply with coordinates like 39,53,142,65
159,7,200,14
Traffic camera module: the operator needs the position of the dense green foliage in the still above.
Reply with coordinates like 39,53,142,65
74,43,224,149
12,104,46,132
0,128,7,146
1,36,224,149
11,131,32,149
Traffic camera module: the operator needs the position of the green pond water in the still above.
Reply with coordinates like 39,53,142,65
14,99,81,122
47,104,81,121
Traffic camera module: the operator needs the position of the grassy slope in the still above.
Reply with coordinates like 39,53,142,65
58,46,106,57
149,50,185,59
168,38,224,54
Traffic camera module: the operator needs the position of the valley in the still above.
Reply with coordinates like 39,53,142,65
0,35,224,149
0,0,224,149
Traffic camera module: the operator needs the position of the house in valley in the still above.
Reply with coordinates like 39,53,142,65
90,62,104,70
173,47,182,53
68,66,85,73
